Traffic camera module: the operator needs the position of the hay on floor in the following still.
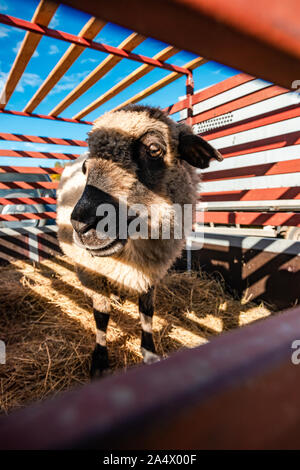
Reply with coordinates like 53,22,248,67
0,255,272,414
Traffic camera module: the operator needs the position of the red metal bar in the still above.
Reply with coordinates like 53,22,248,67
0,150,79,160
192,86,287,125
200,187,300,202
0,109,93,125
202,159,300,182
0,181,58,190
200,211,300,226
0,196,56,205
0,132,87,147
62,0,300,90
0,13,190,76
1,305,300,449
0,166,64,175
204,105,300,142
0,211,56,221
185,72,194,126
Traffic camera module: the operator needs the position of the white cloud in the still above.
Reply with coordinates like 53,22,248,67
0,1,8,11
80,58,97,64
16,73,43,93
49,11,60,29
49,44,59,55
0,26,9,38
49,71,88,95
13,40,39,57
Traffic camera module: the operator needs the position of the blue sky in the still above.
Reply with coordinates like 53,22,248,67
0,0,238,167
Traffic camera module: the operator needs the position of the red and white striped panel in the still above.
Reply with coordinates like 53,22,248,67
184,73,300,227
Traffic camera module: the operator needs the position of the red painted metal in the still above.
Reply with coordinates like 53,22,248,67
61,0,300,90
1,305,300,449
200,187,300,202
0,132,87,147
0,13,191,76
0,150,79,160
192,86,287,124
200,211,300,226
0,166,64,175
0,181,58,190
0,196,56,205
0,211,56,221
202,159,300,182
205,105,300,142
0,109,93,125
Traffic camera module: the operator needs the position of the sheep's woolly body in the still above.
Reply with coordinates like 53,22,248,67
57,108,198,294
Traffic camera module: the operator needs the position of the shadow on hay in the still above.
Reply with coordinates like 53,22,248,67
0,256,271,414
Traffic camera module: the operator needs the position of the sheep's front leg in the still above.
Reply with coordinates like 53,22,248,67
90,294,111,379
139,286,160,364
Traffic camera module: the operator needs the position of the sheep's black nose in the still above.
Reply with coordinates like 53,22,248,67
70,184,118,236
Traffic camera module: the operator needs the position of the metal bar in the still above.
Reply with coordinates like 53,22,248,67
0,196,56,205
61,0,300,90
72,45,180,120
24,17,106,113
50,32,146,117
200,211,300,226
185,72,194,126
201,187,300,202
202,159,300,182
0,150,79,160
0,166,64,175
0,181,58,190
113,57,203,111
0,109,92,125
1,305,300,449
0,13,190,76
0,211,56,221
0,0,58,109
0,132,87,146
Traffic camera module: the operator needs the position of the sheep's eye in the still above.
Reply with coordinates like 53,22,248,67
82,160,87,174
148,143,162,158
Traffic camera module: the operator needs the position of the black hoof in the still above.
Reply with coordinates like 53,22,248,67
90,344,110,379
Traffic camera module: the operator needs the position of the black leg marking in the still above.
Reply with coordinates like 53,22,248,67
139,287,160,365
90,308,110,379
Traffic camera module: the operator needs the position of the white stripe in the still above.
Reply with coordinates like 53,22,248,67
188,233,300,255
209,116,300,150
198,200,300,210
200,173,300,192
193,91,300,134
201,144,300,173
0,225,57,237
193,79,270,116
28,234,39,262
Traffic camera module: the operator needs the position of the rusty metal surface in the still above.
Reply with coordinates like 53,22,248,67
62,0,300,90
1,305,300,449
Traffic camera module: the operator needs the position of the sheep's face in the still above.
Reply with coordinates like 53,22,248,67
70,106,222,257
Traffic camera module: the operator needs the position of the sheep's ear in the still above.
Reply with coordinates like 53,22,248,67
178,132,223,169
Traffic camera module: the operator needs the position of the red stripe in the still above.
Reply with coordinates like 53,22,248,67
0,150,79,160
204,105,300,141
0,13,189,76
0,166,64,174
0,211,56,221
165,74,253,116
200,187,300,202
0,132,87,147
0,196,56,205
219,132,300,159
0,181,58,190
198,211,300,226
202,159,300,182
192,86,286,125
0,109,93,125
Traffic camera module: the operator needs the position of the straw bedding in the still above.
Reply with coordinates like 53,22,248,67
0,255,272,414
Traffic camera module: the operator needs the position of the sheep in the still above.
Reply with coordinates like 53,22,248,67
57,104,223,377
